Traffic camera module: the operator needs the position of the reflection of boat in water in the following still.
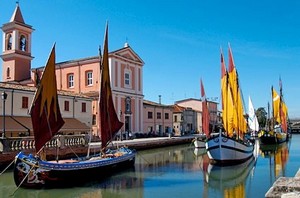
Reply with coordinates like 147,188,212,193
11,170,141,198
259,142,289,178
204,156,256,197
194,147,206,157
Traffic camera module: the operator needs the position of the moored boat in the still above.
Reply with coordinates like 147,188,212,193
205,46,254,165
13,24,136,189
258,82,288,145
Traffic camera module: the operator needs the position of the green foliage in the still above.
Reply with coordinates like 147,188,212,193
256,107,267,129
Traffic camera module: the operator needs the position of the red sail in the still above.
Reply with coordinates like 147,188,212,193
201,79,210,137
99,24,123,148
30,45,64,152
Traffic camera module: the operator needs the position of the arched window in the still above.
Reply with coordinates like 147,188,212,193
6,34,12,50
20,35,27,51
6,67,10,79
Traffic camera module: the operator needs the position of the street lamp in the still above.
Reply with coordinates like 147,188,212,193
2,91,7,138
119,110,123,141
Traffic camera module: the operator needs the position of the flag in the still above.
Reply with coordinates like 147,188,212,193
99,23,123,148
30,45,64,152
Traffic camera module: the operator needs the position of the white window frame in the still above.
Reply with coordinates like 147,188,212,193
124,69,131,88
68,73,74,88
87,71,93,86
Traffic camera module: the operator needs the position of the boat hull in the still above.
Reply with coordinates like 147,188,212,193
259,130,287,145
205,133,254,165
13,148,136,188
193,139,206,148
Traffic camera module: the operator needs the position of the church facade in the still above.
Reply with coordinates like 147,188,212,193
1,4,144,136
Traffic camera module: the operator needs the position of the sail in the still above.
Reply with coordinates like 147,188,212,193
30,45,65,152
248,96,259,132
279,77,288,132
220,49,234,136
272,87,280,125
98,24,123,149
228,46,247,135
201,79,210,137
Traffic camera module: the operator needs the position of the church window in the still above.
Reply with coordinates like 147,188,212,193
124,69,132,88
6,34,12,50
6,67,10,79
20,35,27,51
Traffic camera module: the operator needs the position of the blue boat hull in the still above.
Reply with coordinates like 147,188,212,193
14,148,136,188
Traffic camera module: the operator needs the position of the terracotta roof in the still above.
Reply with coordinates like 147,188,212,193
173,104,186,113
10,4,25,24
143,99,173,107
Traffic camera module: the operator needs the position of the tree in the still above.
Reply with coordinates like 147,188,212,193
256,107,267,129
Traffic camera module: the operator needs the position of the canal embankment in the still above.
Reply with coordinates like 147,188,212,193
265,168,300,197
0,135,195,170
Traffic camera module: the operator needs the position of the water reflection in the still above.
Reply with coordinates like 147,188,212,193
0,139,296,198
259,142,289,184
204,156,256,198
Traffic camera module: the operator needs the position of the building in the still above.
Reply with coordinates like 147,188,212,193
174,98,218,135
1,4,144,136
0,82,92,137
143,99,173,136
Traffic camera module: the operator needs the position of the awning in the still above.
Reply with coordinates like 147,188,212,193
0,116,90,133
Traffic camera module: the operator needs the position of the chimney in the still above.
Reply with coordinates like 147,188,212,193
159,95,161,104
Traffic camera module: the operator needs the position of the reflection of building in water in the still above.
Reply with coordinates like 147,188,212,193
135,145,202,172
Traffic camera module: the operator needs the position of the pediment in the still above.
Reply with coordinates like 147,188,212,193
111,46,144,65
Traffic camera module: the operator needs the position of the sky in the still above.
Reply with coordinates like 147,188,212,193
1,1,300,118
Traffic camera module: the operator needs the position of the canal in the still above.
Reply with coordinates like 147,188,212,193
1,134,299,198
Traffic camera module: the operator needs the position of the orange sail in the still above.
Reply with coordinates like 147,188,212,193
201,79,210,137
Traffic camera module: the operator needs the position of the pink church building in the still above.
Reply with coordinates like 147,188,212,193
1,4,144,136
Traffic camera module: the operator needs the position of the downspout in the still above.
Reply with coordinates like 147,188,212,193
73,96,75,118
11,89,14,116
78,61,81,93
59,65,62,90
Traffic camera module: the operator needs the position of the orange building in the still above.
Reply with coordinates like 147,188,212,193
1,4,144,136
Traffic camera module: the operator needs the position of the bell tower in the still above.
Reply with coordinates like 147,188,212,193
1,3,34,82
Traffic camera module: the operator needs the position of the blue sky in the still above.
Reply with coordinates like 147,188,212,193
1,1,300,118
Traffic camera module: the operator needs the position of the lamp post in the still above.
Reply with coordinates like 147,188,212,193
2,91,7,138
119,110,123,141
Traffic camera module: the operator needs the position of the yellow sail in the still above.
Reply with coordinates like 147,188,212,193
221,50,235,136
228,47,247,135
272,87,280,124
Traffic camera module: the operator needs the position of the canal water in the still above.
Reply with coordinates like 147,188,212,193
1,135,299,198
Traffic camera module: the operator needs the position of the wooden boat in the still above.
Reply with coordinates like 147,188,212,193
259,83,288,145
193,79,210,149
206,46,254,164
13,25,136,188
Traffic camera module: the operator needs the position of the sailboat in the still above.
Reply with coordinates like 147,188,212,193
248,96,259,137
13,25,136,188
259,81,288,145
205,46,254,164
193,79,210,149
